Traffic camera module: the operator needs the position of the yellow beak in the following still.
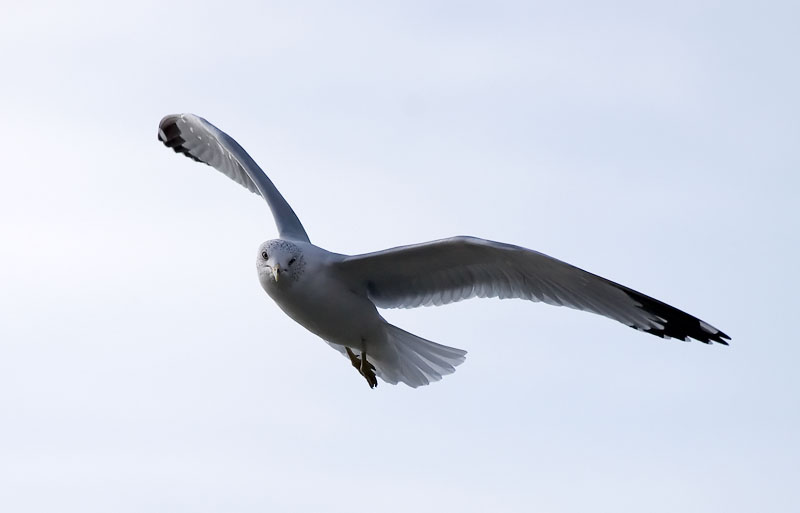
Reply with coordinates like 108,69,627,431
271,264,281,282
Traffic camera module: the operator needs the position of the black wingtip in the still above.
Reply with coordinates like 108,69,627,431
630,323,731,345
157,115,182,146
157,115,205,164
620,288,731,345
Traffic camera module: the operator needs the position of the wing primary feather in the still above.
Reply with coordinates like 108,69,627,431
336,236,730,345
158,114,310,242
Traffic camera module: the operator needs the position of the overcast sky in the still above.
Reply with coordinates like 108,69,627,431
1,1,798,512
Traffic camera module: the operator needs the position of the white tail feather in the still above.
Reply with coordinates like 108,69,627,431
370,324,467,388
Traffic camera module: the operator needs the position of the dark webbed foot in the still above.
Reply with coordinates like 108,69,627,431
345,347,378,389
345,346,361,369
360,351,378,389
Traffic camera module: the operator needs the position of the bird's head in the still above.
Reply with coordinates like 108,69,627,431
257,239,305,288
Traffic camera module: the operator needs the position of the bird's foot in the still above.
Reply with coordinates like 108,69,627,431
345,346,361,369
360,352,378,389
345,347,377,389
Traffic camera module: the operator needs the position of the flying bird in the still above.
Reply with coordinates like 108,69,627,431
158,114,730,389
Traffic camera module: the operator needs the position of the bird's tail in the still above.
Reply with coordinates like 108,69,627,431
370,323,467,388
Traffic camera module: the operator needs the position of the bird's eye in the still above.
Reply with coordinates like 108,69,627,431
288,257,296,266
262,251,268,260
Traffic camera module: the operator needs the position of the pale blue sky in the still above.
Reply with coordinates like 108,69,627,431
1,1,798,512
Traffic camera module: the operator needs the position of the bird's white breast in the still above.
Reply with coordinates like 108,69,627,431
260,244,384,349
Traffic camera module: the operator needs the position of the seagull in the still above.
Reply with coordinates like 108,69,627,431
158,113,730,389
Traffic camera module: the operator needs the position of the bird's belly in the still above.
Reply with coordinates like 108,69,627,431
266,279,383,349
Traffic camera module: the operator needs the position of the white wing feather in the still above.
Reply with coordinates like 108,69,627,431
336,236,729,344
158,113,309,242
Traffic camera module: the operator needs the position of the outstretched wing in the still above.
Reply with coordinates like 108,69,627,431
335,236,730,344
158,113,310,242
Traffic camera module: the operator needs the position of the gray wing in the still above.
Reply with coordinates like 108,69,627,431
158,113,309,242
335,236,730,344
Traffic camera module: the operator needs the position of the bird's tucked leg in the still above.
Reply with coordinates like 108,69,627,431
345,346,363,371
360,350,378,389
345,347,377,389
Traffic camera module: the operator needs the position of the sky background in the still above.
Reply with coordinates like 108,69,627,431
1,1,798,512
